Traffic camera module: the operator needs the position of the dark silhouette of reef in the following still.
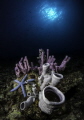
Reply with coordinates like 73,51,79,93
0,55,84,120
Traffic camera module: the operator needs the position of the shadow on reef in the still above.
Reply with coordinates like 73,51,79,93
0,53,84,120
64,85,78,100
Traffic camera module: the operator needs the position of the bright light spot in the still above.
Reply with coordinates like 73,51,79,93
39,3,63,21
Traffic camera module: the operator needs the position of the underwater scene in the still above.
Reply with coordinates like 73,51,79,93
0,49,84,120
0,0,84,119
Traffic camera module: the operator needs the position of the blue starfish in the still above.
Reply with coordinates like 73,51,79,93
10,74,35,97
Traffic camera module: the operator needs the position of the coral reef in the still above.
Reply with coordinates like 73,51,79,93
0,50,84,120
10,49,71,115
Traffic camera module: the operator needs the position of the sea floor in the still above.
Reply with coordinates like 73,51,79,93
0,56,84,120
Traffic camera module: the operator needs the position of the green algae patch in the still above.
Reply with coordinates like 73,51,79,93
7,105,21,120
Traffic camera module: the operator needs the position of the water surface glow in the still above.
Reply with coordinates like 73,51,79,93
39,3,62,21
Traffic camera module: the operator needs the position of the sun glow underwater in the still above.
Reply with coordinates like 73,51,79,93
39,3,63,21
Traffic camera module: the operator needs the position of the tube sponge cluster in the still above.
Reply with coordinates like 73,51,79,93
15,49,71,78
